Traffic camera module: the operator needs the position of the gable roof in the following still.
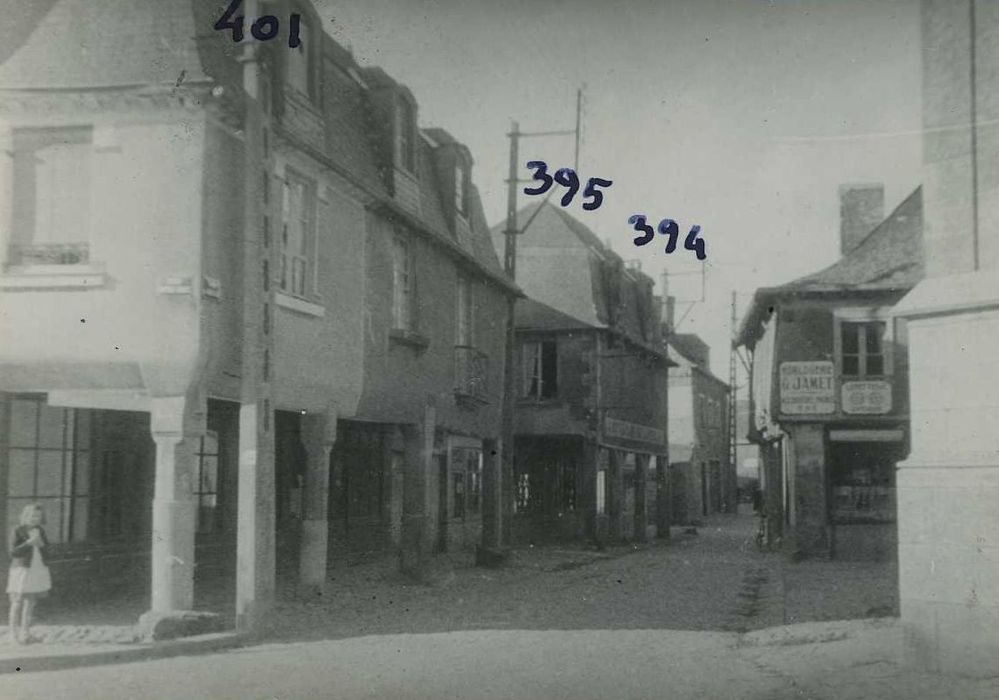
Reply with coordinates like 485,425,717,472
736,186,923,347
515,298,597,332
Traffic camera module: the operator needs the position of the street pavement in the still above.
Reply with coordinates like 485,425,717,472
5,514,983,699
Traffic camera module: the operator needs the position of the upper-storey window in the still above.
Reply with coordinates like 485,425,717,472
454,163,467,215
523,340,558,400
392,234,414,331
280,169,316,298
396,98,416,173
286,12,314,98
9,126,93,266
841,321,886,377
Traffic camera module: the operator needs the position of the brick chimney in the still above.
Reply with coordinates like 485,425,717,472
839,184,884,255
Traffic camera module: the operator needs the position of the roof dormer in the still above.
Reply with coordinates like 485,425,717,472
424,128,474,241
362,68,422,215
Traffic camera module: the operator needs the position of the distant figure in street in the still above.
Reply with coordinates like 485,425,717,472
7,503,52,644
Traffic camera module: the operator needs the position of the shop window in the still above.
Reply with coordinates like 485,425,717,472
195,431,220,534
468,453,482,515
515,472,530,513
6,397,91,544
280,169,316,298
841,321,886,377
452,471,466,519
8,127,93,266
522,340,558,400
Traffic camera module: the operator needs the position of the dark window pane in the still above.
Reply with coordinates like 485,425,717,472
38,405,67,449
8,449,36,496
842,355,860,376
842,323,859,353
36,450,64,496
866,355,884,376
9,399,39,448
866,322,885,354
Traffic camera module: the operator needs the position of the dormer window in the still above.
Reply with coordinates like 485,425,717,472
286,12,313,98
454,163,467,215
396,98,416,173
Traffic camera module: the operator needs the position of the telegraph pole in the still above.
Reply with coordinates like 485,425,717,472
727,291,738,513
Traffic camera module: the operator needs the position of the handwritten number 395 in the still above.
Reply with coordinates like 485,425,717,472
629,215,706,261
525,162,612,211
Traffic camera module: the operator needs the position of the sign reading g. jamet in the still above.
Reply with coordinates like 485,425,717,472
779,361,835,415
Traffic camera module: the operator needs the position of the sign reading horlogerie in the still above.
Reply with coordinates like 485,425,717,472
780,361,835,415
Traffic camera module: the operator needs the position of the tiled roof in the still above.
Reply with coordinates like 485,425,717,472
735,187,923,347
778,187,923,292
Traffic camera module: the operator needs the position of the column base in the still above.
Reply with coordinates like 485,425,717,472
137,609,226,642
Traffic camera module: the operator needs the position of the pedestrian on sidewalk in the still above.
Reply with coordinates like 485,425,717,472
7,503,52,645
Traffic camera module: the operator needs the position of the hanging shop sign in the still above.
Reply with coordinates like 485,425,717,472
841,380,892,415
779,361,835,414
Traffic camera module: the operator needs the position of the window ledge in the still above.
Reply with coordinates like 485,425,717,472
390,328,429,350
275,292,325,318
0,264,107,290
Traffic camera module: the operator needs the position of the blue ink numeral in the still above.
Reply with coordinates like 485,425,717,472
684,224,706,260
582,177,612,211
251,15,280,41
214,0,245,42
524,161,553,196
553,168,580,207
657,218,680,254
289,12,302,48
629,215,655,246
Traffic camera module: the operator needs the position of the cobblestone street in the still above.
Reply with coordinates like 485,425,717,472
262,512,897,642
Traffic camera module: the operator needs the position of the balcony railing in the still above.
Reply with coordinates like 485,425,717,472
454,345,489,404
7,242,90,266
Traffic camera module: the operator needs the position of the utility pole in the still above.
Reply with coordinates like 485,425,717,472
727,291,738,514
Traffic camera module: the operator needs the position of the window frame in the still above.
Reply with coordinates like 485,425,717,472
521,339,559,401
285,8,315,99
454,162,467,215
395,97,417,173
8,126,94,268
455,273,473,347
194,430,221,535
280,167,317,300
5,396,92,545
391,233,415,332
833,308,893,379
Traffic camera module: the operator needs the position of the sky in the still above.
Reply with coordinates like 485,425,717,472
318,0,923,378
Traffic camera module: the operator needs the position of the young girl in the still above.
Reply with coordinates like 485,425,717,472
7,503,52,644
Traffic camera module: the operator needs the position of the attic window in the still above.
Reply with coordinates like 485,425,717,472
396,98,416,173
455,163,467,214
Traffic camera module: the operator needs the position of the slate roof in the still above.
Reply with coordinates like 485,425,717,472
515,298,597,332
736,187,923,347
0,0,509,289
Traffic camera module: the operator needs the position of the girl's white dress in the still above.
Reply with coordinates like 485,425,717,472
6,543,52,596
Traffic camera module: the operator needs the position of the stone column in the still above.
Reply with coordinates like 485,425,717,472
787,424,828,558
298,409,336,597
147,395,203,614
655,455,671,539
400,401,436,578
607,449,623,541
235,401,276,631
633,454,649,542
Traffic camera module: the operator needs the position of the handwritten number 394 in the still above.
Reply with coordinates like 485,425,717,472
525,162,613,211
629,215,706,261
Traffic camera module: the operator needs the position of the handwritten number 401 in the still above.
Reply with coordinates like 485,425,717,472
629,215,706,261
524,161,612,211
215,0,302,46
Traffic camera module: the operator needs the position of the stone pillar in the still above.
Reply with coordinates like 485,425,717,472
607,449,623,541
633,454,649,542
235,401,276,631
147,395,203,614
787,424,828,558
400,401,436,578
655,455,671,539
298,410,336,597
